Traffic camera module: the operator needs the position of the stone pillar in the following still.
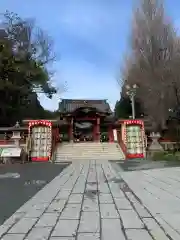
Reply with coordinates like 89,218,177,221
108,125,114,142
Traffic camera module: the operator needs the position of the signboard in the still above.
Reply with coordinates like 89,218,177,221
0,148,22,157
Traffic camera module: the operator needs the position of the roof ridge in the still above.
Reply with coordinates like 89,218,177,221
61,98,107,101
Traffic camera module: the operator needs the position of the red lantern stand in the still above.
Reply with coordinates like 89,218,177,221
120,119,146,159
28,120,52,162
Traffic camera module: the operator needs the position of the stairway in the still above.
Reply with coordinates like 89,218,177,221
54,142,125,162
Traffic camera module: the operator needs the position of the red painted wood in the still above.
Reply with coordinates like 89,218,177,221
31,157,49,162
108,126,114,142
68,118,73,141
126,153,144,159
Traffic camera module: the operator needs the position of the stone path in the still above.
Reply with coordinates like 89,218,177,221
0,160,179,239
121,167,180,240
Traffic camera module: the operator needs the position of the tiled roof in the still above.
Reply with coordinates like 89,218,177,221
59,99,112,114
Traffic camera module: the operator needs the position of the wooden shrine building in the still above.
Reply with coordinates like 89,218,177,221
0,99,118,144
58,99,115,142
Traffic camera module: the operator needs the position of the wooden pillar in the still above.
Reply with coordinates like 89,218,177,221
69,117,74,142
93,123,96,141
57,126,60,142
96,117,100,142
108,125,114,142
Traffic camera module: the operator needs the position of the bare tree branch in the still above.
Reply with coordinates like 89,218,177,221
121,0,178,130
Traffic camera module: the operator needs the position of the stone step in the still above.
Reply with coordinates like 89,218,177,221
55,157,123,161
56,151,121,155
56,151,122,154
54,142,125,162
56,151,123,155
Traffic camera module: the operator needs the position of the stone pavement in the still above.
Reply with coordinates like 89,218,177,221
0,160,178,239
120,167,180,240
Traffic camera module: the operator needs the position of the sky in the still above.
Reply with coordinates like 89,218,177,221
0,0,180,111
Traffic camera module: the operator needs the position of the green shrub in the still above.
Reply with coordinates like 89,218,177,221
152,151,180,161
152,152,165,161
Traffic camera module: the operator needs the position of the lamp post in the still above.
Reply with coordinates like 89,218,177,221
126,84,138,119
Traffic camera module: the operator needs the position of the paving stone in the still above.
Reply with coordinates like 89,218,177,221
155,215,180,240
8,217,37,233
50,238,75,240
25,227,52,240
77,233,100,240
63,184,76,191
125,229,153,240
86,183,98,192
2,212,25,226
78,212,100,233
109,183,125,198
68,194,83,203
100,204,119,219
87,174,96,183
133,201,151,217
1,234,25,240
99,194,113,203
32,202,49,210
119,210,144,228
35,213,59,227
60,204,81,219
72,183,86,194
24,209,44,218
159,213,180,231
126,192,140,203
82,197,99,212
0,225,11,238
143,217,171,239
98,183,110,193
55,190,71,200
101,219,125,240
46,199,67,212
96,170,106,183
35,193,56,203
52,219,78,237
3,161,180,240
16,203,32,213
114,198,132,210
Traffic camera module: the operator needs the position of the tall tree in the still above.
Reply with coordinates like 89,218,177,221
114,97,142,119
120,0,178,131
0,12,58,126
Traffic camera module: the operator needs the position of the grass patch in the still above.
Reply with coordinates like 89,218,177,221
152,151,180,161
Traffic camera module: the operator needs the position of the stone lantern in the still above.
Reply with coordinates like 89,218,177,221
148,132,163,156
11,121,21,147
